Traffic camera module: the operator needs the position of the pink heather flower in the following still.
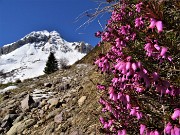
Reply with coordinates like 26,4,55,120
150,131,154,135
160,47,168,57
97,84,105,90
115,38,121,47
144,43,153,57
119,25,130,35
136,87,145,92
117,92,122,99
108,27,113,32
126,95,130,102
132,63,138,71
109,87,116,100
171,128,175,135
164,122,172,134
154,44,161,51
143,68,148,74
137,112,142,120
135,17,144,28
137,62,142,69
169,87,180,96
149,131,159,135
118,129,126,135
120,94,128,105
166,88,170,94
156,21,163,33
168,56,172,61
174,126,180,135
103,123,109,129
102,108,106,112
136,2,143,12
99,97,106,105
129,12,132,16
107,119,113,127
121,129,126,135
95,56,110,72
149,18,163,33
130,107,137,115
152,72,159,81
126,56,132,61
127,103,131,109
154,131,160,135
112,77,119,86
149,18,157,29
111,11,123,21
125,62,131,70
115,61,125,71
97,43,101,46
140,124,146,135
146,129,151,135
130,107,142,120
99,116,105,124
131,33,136,40
108,19,112,25
95,31,101,37
171,108,180,120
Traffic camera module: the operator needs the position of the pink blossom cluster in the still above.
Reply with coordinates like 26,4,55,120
144,40,172,62
164,122,180,135
140,124,160,135
149,18,163,33
95,1,179,134
95,55,110,72
171,108,180,121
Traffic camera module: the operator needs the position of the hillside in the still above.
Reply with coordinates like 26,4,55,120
0,61,106,135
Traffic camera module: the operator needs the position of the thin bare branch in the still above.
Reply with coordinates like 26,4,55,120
75,0,118,31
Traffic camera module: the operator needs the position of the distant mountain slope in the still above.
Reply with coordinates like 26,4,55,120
0,30,93,84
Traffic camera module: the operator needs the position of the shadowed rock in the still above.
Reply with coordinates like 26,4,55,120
21,94,35,111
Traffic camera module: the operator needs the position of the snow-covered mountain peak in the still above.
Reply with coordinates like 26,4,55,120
0,30,93,84
27,30,50,37
50,30,60,36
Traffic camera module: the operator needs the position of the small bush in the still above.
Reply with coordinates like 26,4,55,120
59,57,69,69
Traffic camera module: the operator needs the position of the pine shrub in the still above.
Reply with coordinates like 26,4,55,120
44,52,59,74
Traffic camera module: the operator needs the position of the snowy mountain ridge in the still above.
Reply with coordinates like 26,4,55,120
0,30,93,84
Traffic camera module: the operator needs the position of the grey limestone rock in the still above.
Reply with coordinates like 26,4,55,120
6,119,36,135
21,94,35,111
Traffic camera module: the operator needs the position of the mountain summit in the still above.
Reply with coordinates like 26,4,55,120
0,30,93,84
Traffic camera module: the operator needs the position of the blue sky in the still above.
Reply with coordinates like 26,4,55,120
0,0,110,47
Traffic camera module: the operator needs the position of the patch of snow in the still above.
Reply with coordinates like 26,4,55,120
0,86,18,94
76,64,88,69
32,89,55,101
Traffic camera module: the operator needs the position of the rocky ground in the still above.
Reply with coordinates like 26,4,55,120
0,64,106,135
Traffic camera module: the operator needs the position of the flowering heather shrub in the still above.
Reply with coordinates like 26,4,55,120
95,0,180,134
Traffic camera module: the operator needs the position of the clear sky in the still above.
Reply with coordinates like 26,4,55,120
0,0,110,47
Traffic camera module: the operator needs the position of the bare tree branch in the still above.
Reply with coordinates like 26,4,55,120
75,0,118,31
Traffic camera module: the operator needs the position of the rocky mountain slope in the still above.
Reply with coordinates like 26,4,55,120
0,62,106,135
0,30,93,84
